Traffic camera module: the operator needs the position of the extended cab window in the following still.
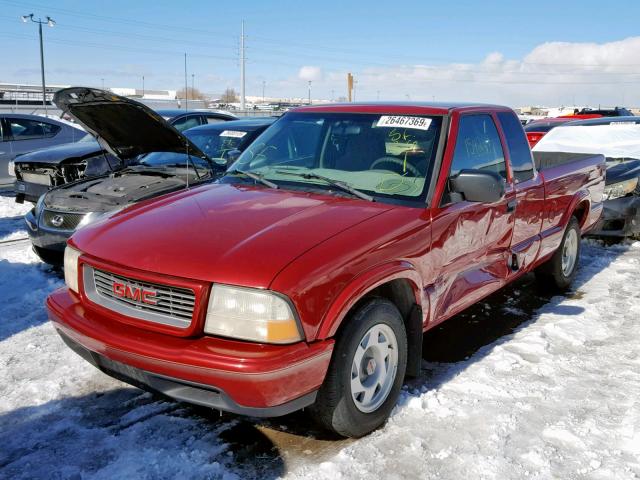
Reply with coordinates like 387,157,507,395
450,114,506,180
498,111,535,182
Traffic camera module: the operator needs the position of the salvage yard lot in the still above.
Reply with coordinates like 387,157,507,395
0,193,639,479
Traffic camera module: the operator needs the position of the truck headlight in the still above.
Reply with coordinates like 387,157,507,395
64,246,82,293
603,178,638,200
8,160,15,177
204,285,302,344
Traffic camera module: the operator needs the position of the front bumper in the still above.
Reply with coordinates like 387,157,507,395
589,195,640,238
47,288,333,415
15,180,50,204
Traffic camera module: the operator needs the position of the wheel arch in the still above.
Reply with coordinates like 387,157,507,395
316,261,426,377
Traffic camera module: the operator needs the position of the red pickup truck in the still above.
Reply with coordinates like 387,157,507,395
47,100,605,438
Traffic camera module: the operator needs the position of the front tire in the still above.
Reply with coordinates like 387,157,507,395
535,216,581,291
309,298,407,438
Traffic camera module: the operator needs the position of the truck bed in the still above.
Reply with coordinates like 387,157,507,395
533,151,604,171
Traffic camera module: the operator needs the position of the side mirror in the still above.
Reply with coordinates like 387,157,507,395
450,169,505,203
225,149,242,169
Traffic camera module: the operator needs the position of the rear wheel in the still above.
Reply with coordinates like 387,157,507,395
535,216,581,291
309,298,407,438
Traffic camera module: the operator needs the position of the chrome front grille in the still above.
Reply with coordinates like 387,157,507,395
42,209,86,230
83,266,196,328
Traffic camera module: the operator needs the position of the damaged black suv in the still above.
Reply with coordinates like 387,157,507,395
25,87,273,265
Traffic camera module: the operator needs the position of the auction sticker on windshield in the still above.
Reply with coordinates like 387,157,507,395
220,130,247,138
376,116,432,131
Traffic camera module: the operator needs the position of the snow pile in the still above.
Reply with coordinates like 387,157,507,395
0,190,639,478
0,194,31,241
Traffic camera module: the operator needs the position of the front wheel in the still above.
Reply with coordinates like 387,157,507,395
309,298,407,438
535,216,581,291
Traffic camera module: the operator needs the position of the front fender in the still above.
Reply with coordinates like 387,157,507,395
316,260,425,340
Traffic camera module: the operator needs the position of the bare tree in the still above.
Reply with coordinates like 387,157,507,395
219,88,239,103
177,87,207,101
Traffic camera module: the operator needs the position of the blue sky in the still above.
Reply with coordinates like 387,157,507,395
2,0,640,105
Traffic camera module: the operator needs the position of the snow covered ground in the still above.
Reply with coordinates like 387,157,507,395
0,193,639,479
0,193,31,241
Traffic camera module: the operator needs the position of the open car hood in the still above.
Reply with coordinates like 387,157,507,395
53,87,209,161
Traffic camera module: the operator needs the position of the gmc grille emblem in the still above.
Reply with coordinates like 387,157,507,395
51,215,64,228
112,281,158,305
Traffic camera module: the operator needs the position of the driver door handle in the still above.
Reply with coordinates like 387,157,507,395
506,199,516,213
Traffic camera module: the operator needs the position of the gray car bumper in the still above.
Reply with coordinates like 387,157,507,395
589,195,640,238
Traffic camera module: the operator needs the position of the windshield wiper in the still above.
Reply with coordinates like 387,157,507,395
227,169,279,189
274,170,374,202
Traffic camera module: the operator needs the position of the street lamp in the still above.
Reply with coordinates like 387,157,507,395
21,13,55,115
308,80,312,105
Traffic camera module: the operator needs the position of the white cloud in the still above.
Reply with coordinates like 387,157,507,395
298,66,322,82
288,37,640,107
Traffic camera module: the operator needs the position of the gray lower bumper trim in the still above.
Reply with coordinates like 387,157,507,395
56,328,318,418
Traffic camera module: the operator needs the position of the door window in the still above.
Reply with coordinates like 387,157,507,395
450,114,506,179
9,118,60,141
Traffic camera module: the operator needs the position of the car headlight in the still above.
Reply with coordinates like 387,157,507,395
204,285,302,344
8,160,15,177
34,194,46,216
64,246,82,293
603,177,639,200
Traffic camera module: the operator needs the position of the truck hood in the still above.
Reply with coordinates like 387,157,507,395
72,183,393,287
605,158,640,185
15,140,103,166
53,87,209,161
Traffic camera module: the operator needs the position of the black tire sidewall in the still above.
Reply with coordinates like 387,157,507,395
553,217,581,288
324,299,407,437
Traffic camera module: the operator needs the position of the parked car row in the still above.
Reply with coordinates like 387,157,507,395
11,108,237,203
35,88,608,438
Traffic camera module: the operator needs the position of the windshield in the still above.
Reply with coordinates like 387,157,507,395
121,127,226,177
226,112,442,205
185,128,251,160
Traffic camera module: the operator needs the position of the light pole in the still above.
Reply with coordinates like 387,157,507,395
142,75,145,97
191,73,195,101
308,80,312,105
21,13,55,115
